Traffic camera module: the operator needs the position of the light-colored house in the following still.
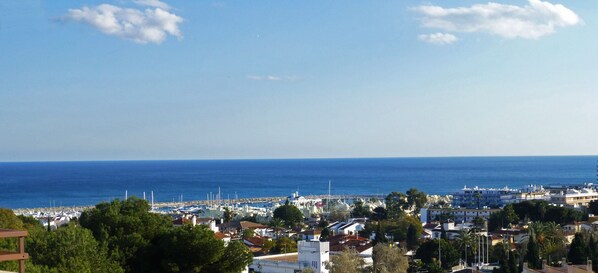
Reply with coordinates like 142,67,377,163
431,222,487,240
248,240,329,273
490,228,528,245
562,222,593,233
173,215,220,232
214,231,231,246
302,229,322,241
328,221,364,236
241,221,273,237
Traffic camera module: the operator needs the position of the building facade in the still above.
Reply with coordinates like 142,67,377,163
248,241,329,273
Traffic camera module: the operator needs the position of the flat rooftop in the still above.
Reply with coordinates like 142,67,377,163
260,253,298,262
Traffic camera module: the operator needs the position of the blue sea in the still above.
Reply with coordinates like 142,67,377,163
1,156,597,209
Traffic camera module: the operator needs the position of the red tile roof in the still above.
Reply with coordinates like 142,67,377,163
329,234,372,253
244,236,266,247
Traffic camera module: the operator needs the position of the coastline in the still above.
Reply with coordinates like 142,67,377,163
11,194,388,214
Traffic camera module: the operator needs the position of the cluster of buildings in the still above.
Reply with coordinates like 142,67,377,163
451,184,598,210
422,184,598,228
169,204,372,273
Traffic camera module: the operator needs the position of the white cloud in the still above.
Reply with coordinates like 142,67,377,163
413,0,580,39
65,4,183,44
132,0,171,10
418,32,458,45
246,75,300,81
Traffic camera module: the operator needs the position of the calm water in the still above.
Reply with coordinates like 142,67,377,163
0,156,597,208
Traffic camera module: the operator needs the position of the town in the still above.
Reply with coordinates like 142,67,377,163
3,183,598,273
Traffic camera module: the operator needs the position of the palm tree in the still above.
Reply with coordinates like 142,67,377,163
269,218,285,239
456,229,476,265
528,222,566,264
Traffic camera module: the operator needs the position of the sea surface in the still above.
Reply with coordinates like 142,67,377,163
1,156,597,209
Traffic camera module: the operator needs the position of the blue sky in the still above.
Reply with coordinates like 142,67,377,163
1,0,597,161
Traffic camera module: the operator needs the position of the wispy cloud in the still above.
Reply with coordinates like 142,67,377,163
413,0,580,39
418,32,458,45
211,2,226,8
246,75,300,81
132,0,171,10
64,3,183,44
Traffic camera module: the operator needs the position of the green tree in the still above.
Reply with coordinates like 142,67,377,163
472,217,486,229
508,250,518,273
222,207,233,223
385,192,408,219
0,208,24,230
490,242,508,264
79,197,172,271
371,207,388,221
18,215,44,231
351,200,372,218
503,204,519,226
320,228,330,242
406,188,427,214
525,229,541,269
242,228,255,239
372,244,408,273
406,224,419,250
275,237,297,254
273,203,304,228
488,204,519,232
455,229,476,265
568,233,589,265
262,240,276,254
374,222,388,244
327,203,350,222
529,222,566,263
27,224,123,273
589,200,598,215
327,247,364,273
140,225,252,273
415,239,460,270
141,225,224,273
589,234,598,266
203,241,253,273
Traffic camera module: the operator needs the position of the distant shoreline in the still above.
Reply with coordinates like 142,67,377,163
11,194,387,213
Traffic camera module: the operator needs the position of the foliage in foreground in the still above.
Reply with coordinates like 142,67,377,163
0,198,253,273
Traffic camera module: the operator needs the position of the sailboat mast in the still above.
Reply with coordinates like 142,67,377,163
151,191,154,211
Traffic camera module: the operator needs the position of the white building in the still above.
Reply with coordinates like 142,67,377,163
431,222,487,240
424,207,501,223
248,241,329,273
328,221,365,236
452,185,549,209
550,188,598,208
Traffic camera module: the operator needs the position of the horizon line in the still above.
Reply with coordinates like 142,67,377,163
2,153,598,164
